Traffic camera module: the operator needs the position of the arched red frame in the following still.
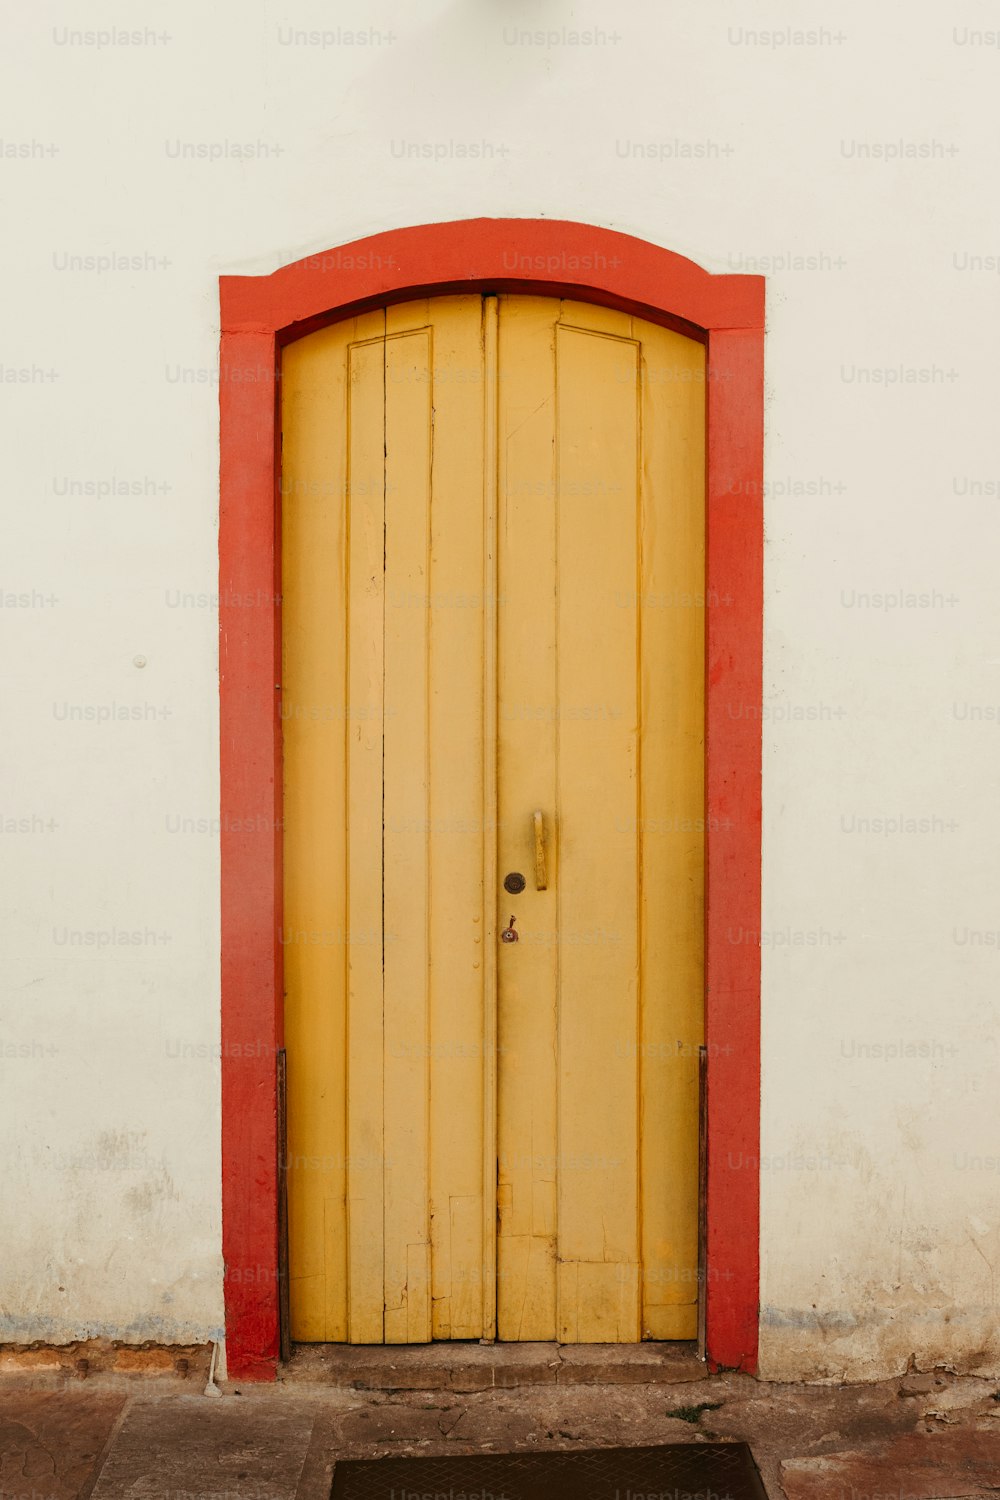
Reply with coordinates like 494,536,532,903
219,219,764,1380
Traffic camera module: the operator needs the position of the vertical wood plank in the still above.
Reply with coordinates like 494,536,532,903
382,324,433,1344
397,297,489,1343
345,330,388,1343
480,296,499,1342
495,297,560,1340
554,316,642,1342
282,318,363,1341
637,320,706,1340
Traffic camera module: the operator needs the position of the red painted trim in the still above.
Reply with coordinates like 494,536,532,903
220,219,763,339
219,219,764,1379
219,332,282,1380
704,329,764,1372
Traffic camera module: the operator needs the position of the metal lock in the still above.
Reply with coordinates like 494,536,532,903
503,872,526,894
500,915,519,944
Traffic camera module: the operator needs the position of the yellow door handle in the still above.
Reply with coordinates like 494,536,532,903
533,810,547,891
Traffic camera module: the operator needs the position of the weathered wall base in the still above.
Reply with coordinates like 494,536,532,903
759,1309,1000,1384
0,1339,214,1381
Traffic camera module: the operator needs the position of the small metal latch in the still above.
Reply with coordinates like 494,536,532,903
500,915,519,944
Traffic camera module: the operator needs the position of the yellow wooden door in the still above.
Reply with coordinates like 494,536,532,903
281,294,704,1344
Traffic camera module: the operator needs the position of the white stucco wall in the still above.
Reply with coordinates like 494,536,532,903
3,0,999,1380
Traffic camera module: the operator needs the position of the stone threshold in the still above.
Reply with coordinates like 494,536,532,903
280,1341,706,1391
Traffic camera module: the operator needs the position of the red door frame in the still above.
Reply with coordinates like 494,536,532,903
219,218,764,1381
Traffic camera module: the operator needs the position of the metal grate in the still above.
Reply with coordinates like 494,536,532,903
331,1442,768,1499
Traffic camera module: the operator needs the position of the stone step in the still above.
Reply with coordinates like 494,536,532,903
280,1341,706,1391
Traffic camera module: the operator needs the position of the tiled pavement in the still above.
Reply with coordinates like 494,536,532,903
1,1347,999,1499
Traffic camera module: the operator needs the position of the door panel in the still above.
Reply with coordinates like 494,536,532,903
494,300,705,1341
282,292,704,1344
283,298,488,1343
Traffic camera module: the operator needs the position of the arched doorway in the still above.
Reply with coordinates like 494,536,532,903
218,220,763,1378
